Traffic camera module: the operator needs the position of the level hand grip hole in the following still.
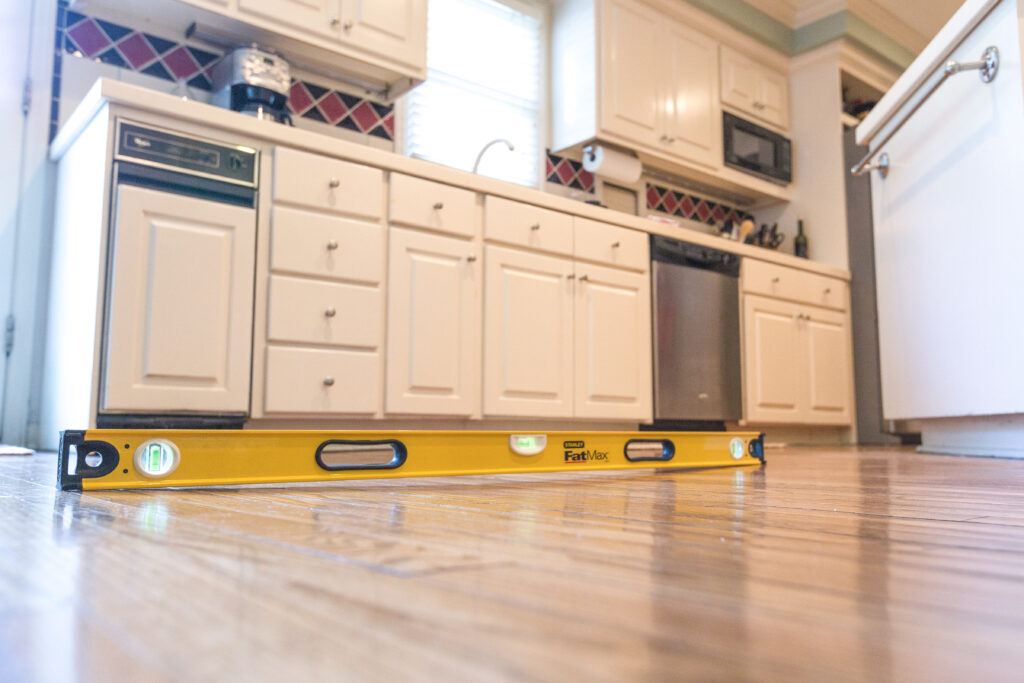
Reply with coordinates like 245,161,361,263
624,439,675,462
316,440,407,471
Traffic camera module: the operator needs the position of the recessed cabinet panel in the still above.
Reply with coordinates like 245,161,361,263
103,185,255,412
267,275,381,349
664,21,720,168
343,0,426,68
757,67,790,130
273,148,383,219
746,297,801,419
270,206,384,283
600,0,661,146
386,227,478,415
239,0,342,42
484,245,574,418
264,345,379,414
720,44,790,130
574,263,651,419
806,311,852,422
390,174,477,238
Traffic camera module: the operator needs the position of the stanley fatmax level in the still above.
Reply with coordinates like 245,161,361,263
57,429,766,491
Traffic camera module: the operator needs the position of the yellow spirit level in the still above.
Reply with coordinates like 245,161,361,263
57,429,765,491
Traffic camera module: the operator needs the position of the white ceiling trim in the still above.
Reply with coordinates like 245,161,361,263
793,0,845,26
741,0,799,26
846,0,930,52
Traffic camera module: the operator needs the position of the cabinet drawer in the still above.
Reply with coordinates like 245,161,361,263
270,206,384,283
267,276,382,349
484,196,573,255
743,259,847,310
264,345,380,415
573,218,647,271
389,173,477,237
274,148,383,219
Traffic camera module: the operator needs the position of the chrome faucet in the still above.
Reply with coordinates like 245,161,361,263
472,138,515,173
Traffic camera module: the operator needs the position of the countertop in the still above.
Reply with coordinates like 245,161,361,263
54,78,849,281
856,0,1000,146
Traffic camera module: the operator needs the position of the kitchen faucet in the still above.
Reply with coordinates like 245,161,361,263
472,138,515,173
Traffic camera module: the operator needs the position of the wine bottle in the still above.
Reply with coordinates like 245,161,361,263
794,219,808,258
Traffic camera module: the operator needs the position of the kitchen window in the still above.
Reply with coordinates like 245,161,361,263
402,0,544,187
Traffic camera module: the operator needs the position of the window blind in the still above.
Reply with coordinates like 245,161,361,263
404,0,542,187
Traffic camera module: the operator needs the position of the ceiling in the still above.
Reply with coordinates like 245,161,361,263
744,0,964,52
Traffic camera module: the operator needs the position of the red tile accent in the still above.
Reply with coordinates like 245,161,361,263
646,185,662,210
712,205,726,221
662,192,678,215
695,201,711,221
545,157,555,177
288,82,314,114
555,159,574,184
317,92,348,124
577,169,595,192
161,46,199,80
678,195,695,217
68,20,111,57
116,33,156,69
382,112,395,137
350,101,379,132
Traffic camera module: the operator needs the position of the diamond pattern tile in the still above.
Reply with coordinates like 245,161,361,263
645,183,752,230
544,151,595,193
287,80,395,141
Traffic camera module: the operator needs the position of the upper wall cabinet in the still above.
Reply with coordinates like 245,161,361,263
720,45,790,131
70,0,426,99
556,0,720,170
552,0,791,204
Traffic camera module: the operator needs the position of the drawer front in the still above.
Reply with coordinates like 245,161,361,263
484,196,573,255
267,275,382,349
389,173,477,237
270,206,384,283
274,148,383,219
743,259,847,310
264,345,379,414
573,218,648,271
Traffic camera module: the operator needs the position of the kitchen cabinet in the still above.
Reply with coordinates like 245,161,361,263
237,0,340,39
341,0,426,70
386,227,480,416
103,184,256,413
741,259,852,426
720,45,790,131
483,202,652,421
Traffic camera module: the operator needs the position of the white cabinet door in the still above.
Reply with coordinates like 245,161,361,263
103,185,255,413
342,0,426,69
662,20,720,168
720,45,758,115
756,66,790,130
484,245,574,418
238,0,341,39
386,228,479,416
742,294,803,424
600,0,662,147
574,263,652,420
804,307,852,425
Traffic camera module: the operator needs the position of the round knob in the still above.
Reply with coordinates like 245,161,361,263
324,308,336,317
466,255,477,262
611,241,620,248
322,377,335,386
824,287,832,294
433,201,444,210
698,393,709,401
330,17,340,26
579,274,589,281
771,277,780,284
328,178,340,188
530,223,541,230
343,20,353,31
566,273,576,279
326,240,339,250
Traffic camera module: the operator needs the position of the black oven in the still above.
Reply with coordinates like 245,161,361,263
723,112,791,184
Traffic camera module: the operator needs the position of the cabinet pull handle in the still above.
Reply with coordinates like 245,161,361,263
328,177,340,188
433,201,444,210
530,223,541,230
566,273,576,279
771,277,780,284
326,240,339,250
330,17,340,26
824,287,831,294
343,20,353,31
324,308,337,317
579,274,589,281
611,241,620,248
323,377,335,386
466,255,477,262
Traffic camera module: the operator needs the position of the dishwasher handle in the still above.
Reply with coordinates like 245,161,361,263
650,235,740,277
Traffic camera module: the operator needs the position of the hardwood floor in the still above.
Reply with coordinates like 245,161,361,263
3,446,1024,681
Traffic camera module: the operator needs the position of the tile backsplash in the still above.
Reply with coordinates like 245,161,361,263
52,1,394,143
646,183,753,230
544,150,595,193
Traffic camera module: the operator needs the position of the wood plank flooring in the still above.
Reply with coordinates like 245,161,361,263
3,446,1024,681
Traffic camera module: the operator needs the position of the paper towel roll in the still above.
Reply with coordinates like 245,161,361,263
582,145,642,184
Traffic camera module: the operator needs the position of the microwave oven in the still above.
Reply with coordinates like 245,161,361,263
723,112,792,184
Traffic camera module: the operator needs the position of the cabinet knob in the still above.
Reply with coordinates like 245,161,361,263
326,240,339,250
611,241,620,248
324,308,337,317
330,17,340,26
824,287,832,294
328,177,340,188
323,377,335,386
566,273,576,279
698,393,709,401
579,274,589,281
771,277,780,284
753,101,766,110
530,223,541,230
466,255,477,262
343,20,353,31
433,201,444,210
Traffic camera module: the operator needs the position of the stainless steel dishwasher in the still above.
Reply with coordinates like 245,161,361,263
650,235,742,423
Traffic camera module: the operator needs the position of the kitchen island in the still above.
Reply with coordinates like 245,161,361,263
856,0,1024,456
